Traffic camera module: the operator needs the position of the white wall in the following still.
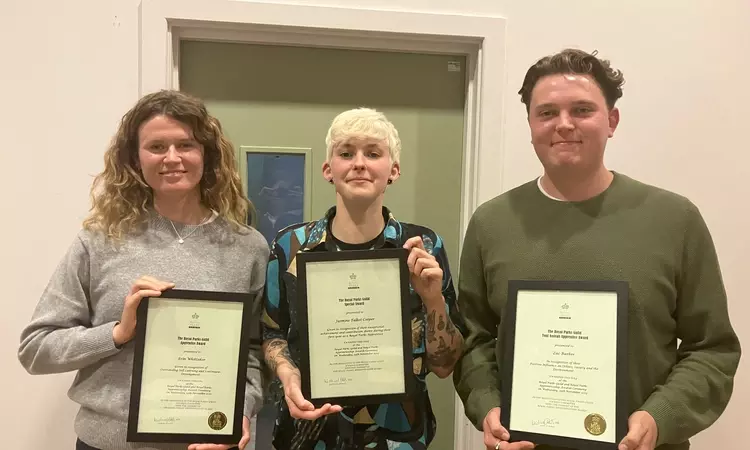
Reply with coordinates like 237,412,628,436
2,0,747,449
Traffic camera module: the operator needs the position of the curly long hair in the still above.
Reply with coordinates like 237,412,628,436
83,90,251,240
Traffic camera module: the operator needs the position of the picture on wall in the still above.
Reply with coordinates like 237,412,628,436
242,146,312,245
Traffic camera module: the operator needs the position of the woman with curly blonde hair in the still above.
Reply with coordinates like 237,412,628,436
18,90,268,450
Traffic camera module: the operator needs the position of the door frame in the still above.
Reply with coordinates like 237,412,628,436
139,1,505,448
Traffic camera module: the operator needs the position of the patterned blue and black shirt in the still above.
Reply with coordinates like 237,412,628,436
261,206,465,450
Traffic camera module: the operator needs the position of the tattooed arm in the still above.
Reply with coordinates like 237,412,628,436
425,297,464,378
404,234,465,378
404,234,464,378
260,230,342,419
262,337,343,419
262,338,296,375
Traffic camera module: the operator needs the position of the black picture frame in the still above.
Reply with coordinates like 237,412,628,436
127,289,253,444
501,280,629,450
296,248,415,407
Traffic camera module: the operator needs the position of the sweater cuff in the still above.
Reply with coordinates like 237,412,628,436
467,388,502,430
640,394,677,446
243,382,262,420
87,321,120,355
243,398,255,422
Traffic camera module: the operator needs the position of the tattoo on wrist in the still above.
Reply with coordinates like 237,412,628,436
278,346,293,367
264,339,296,372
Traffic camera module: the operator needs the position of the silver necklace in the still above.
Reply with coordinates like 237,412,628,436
169,213,210,244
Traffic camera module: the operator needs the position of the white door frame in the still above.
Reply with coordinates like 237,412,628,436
139,1,505,448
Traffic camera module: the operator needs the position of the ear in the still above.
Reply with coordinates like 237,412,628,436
321,160,332,182
390,161,401,183
608,107,620,138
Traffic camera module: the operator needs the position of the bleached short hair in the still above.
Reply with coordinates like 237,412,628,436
325,107,401,164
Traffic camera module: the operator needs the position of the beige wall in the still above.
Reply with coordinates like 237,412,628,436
2,1,747,449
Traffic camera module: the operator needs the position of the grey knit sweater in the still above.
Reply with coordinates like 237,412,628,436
18,211,269,450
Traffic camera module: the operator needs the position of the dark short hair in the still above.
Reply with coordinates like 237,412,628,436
518,48,625,113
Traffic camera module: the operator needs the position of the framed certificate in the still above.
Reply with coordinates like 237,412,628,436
296,248,414,407
501,280,629,450
127,289,253,444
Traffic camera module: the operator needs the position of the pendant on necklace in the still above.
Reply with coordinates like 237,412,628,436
178,239,184,244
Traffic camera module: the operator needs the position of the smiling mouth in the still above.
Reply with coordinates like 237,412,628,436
160,171,186,175
552,141,582,145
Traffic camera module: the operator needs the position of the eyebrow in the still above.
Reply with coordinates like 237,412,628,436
339,142,382,150
141,138,196,148
145,137,195,143
535,100,597,110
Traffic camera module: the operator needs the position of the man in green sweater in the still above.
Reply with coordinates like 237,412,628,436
453,48,741,450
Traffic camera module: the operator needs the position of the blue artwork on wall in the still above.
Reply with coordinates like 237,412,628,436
246,151,306,245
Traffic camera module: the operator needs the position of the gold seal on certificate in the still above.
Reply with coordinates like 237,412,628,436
500,280,629,450
295,248,414,407
584,413,606,436
126,289,254,444
208,411,228,430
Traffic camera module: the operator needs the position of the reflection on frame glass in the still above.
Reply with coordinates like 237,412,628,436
240,146,312,245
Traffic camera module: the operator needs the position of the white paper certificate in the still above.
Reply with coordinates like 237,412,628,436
305,258,406,400
135,298,243,435
509,290,618,443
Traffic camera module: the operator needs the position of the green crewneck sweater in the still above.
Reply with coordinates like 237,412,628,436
453,172,741,450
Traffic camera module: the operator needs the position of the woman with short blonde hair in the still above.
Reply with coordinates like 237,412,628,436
262,107,465,449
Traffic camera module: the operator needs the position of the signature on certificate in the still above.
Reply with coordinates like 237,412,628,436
531,417,560,427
